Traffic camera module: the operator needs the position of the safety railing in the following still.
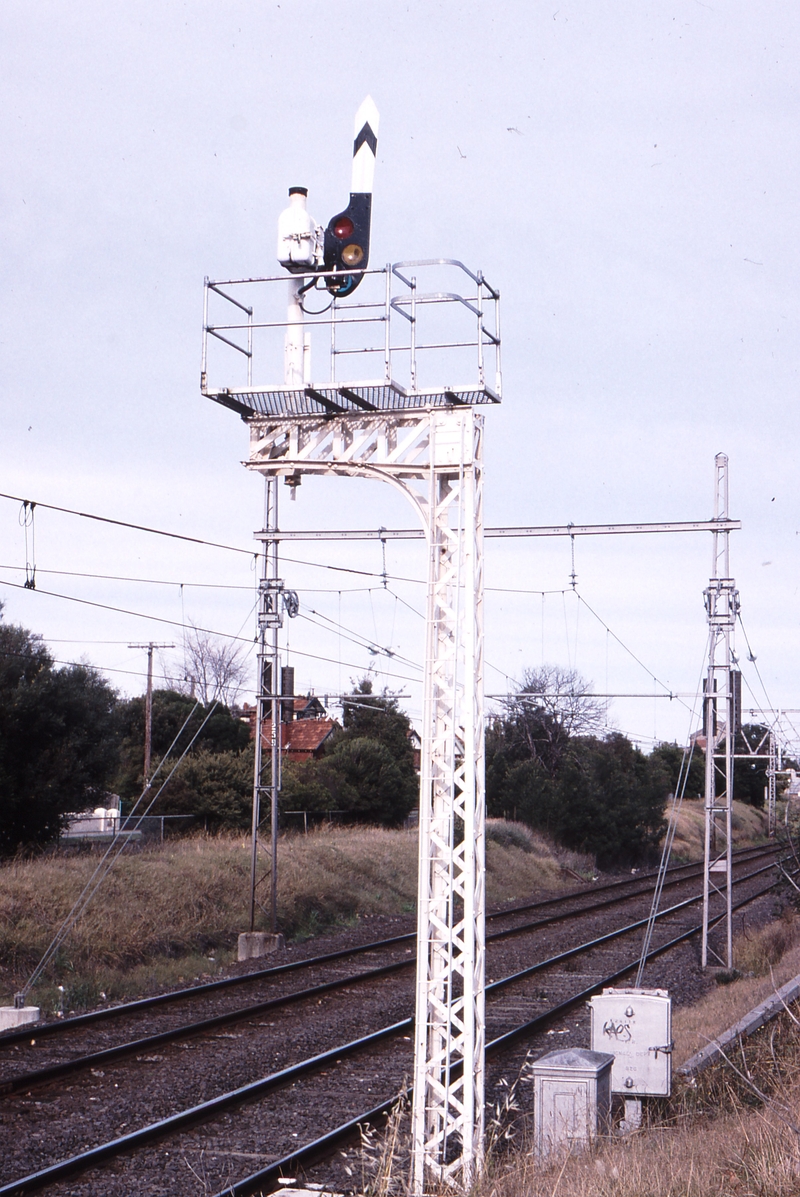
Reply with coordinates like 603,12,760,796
201,259,501,417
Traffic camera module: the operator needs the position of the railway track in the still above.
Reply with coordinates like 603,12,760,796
0,842,775,1060
0,845,779,1097
0,843,783,1196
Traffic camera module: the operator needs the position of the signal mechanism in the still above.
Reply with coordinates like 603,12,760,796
277,96,379,297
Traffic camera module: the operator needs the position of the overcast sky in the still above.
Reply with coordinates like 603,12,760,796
1,2,797,750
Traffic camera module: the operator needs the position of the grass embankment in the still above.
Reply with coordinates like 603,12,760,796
0,821,588,1013
667,796,769,861
0,800,773,1016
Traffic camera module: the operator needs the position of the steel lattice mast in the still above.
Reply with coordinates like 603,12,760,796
202,92,500,1192
202,240,501,1190
412,412,485,1192
701,452,740,969
249,478,285,934
245,405,488,1190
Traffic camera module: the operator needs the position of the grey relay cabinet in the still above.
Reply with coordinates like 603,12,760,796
589,987,672,1097
531,1048,614,1157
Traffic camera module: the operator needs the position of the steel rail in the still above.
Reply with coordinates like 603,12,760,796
0,1019,410,1197
0,844,776,1049
0,863,780,1195
0,958,412,1097
207,880,778,1197
484,848,777,949
0,851,778,1093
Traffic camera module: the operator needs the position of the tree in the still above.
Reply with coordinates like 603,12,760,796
175,627,250,707
149,747,254,830
515,666,607,737
319,736,417,824
650,741,705,800
486,664,670,866
112,689,251,801
733,724,771,808
279,759,337,816
324,679,418,823
489,666,605,781
339,679,417,765
0,611,119,854
552,735,669,866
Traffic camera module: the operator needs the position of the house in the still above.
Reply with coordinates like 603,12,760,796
258,717,338,761
407,726,421,772
241,691,328,735
291,695,328,720
241,689,339,762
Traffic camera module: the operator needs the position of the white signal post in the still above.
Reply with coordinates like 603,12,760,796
203,92,500,1187
277,187,316,387
248,402,488,1194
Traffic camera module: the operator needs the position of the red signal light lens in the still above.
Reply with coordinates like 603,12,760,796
332,216,355,240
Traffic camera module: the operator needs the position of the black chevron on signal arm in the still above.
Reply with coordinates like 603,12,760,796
353,122,377,156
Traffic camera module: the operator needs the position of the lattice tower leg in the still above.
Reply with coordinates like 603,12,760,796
249,478,283,933
244,408,487,1192
411,415,485,1195
768,732,777,838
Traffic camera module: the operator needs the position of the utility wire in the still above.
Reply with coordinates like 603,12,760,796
300,607,421,672
0,578,421,686
0,491,257,558
0,645,173,684
574,590,693,713
737,612,781,725
0,562,380,595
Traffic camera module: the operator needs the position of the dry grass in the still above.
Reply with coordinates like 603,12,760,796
473,986,800,1197
673,912,800,1067
668,797,769,862
477,1103,800,1197
0,823,585,1012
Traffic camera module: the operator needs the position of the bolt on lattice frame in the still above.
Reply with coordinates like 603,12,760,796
701,453,740,970
246,406,486,1192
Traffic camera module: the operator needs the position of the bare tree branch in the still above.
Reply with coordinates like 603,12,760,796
175,626,251,707
510,665,606,737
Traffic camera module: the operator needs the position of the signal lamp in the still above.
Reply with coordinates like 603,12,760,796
332,216,354,240
341,243,365,266
323,192,372,296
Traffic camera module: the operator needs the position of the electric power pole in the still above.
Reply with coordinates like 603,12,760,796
128,643,175,784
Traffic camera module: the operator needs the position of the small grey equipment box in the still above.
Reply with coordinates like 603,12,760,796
589,987,672,1097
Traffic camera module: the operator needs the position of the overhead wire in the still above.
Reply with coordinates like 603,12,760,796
737,612,781,724
0,645,176,685
0,577,421,686
574,589,694,714
0,563,378,595
0,490,257,558
299,607,421,672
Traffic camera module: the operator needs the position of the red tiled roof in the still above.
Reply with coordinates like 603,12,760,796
260,718,337,758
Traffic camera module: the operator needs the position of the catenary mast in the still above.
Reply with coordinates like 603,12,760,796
701,453,740,969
